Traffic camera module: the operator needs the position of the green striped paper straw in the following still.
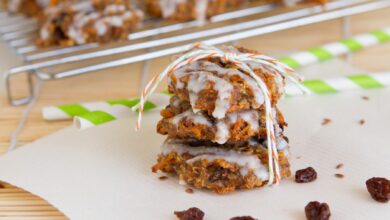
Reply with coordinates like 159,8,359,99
280,27,390,68
42,72,390,130
42,93,171,129
75,72,389,129
286,72,390,96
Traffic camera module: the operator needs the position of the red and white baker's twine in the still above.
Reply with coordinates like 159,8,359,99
133,43,306,185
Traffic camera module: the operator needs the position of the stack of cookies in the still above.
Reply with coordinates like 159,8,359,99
148,44,301,193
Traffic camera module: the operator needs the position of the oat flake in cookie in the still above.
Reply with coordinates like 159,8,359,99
136,43,305,193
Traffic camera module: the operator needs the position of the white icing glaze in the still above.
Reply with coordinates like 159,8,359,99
277,137,288,151
47,4,142,43
74,12,100,28
107,15,126,26
157,0,210,24
68,11,100,44
71,1,94,12
171,98,181,107
40,24,50,40
94,20,108,36
170,103,263,145
44,1,94,16
215,120,229,144
228,110,260,131
283,0,302,6
67,26,86,44
95,10,139,36
162,139,269,180
195,0,208,25
188,93,200,114
157,0,186,18
247,138,260,147
222,46,285,95
171,99,264,144
263,133,288,151
201,61,265,107
215,110,260,144
171,60,268,117
104,4,126,14
187,71,233,119
171,109,211,126
123,11,136,19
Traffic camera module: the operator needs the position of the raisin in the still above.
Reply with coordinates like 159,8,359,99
174,207,205,220
295,167,317,183
305,201,331,220
366,177,390,203
230,216,257,220
0,182,4,189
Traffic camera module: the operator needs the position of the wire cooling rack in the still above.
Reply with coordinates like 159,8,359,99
1,0,390,105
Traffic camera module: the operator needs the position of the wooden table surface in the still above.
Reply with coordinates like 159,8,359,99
1,8,390,219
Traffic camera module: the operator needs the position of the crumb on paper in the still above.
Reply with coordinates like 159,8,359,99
335,163,344,169
185,188,194,194
296,156,302,159
361,96,370,101
334,173,344,179
159,176,168,181
359,119,366,125
321,118,331,126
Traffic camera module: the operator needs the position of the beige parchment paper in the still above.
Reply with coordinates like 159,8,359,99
0,60,389,219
